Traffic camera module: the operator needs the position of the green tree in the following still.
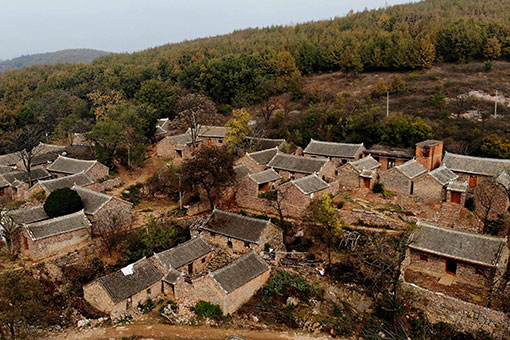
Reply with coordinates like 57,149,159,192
480,134,510,159
225,108,252,154
390,75,407,94
88,119,125,167
381,114,433,148
135,79,178,119
484,37,502,60
44,188,83,218
371,79,388,99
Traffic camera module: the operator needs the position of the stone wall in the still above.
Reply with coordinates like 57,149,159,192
195,229,258,256
86,163,110,181
413,174,444,204
88,177,122,192
336,165,361,191
83,281,115,315
343,209,409,229
89,198,133,235
375,157,408,171
379,168,412,195
235,176,278,214
235,155,266,173
156,138,194,160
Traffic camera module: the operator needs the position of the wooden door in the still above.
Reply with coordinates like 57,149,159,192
363,177,371,189
208,138,212,147
188,262,193,275
451,191,461,204
469,176,477,188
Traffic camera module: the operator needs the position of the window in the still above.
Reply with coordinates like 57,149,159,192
244,242,250,248
388,158,396,168
126,297,132,310
420,254,428,262
227,237,233,248
445,259,457,275
201,258,206,263
469,176,477,188
210,231,216,237
219,139,223,144
146,288,151,295
410,181,414,195
335,170,339,176
176,149,183,158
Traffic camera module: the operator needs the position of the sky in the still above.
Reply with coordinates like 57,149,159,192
0,0,412,60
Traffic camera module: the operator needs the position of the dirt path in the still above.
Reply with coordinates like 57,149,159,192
50,324,337,340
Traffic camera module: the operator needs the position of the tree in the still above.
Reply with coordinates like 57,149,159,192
259,185,292,228
88,119,125,167
173,93,217,151
44,188,83,218
0,269,50,339
480,134,510,159
256,80,280,125
390,75,407,94
305,193,343,269
473,178,503,230
225,108,252,154
95,209,132,257
380,114,432,148
1,201,17,258
371,79,388,99
484,37,502,60
182,147,235,211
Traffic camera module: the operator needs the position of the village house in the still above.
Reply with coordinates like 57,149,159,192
415,140,443,171
336,155,381,191
244,137,286,151
235,147,279,173
266,153,335,181
173,251,271,315
402,220,509,306
365,144,414,171
194,125,228,147
47,155,109,181
8,205,48,225
192,209,284,255
71,185,133,233
19,210,91,260
83,257,163,318
278,174,335,217
0,152,21,167
236,169,282,212
156,133,197,160
233,165,252,181
413,166,458,204
0,167,52,199
445,181,469,206
303,139,365,165
26,171,94,198
379,159,428,196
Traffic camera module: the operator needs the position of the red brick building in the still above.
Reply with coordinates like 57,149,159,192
415,140,443,171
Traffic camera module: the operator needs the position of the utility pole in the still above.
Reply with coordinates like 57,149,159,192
494,90,498,118
386,91,390,117
177,173,183,210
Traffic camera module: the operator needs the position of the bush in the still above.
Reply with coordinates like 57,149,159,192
258,270,318,303
464,197,475,211
138,298,155,314
337,201,344,209
371,79,388,99
194,300,223,320
43,188,83,218
121,183,145,205
373,182,384,194
484,60,493,72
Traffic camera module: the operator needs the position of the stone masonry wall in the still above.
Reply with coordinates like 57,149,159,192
196,230,260,256
109,280,162,318
236,176,277,214
156,138,193,160
86,162,110,181
336,165,361,191
379,168,411,195
235,155,266,173
88,177,122,192
83,281,115,315
413,174,444,204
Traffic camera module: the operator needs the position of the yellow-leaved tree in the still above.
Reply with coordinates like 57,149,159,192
225,108,252,154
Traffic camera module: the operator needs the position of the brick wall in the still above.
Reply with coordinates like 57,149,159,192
375,157,408,171
86,162,109,181
413,174,444,203
415,143,443,171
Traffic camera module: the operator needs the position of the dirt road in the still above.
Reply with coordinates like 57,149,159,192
50,324,336,340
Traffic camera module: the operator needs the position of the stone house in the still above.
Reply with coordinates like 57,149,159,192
172,251,271,315
415,140,443,171
71,185,133,233
336,155,381,190
0,152,21,167
446,181,469,206
235,147,279,173
19,210,91,260
236,169,282,213
83,258,163,318
8,205,48,225
47,155,109,181
303,139,365,166
194,125,228,147
192,209,285,255
365,145,414,171
1,167,52,199
244,137,285,151
266,153,335,181
402,221,509,306
156,133,196,160
379,159,428,196
413,166,458,204
278,174,335,217
233,165,252,181
27,171,94,198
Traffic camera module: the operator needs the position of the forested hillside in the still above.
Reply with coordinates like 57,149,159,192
1,0,510,167
0,49,110,73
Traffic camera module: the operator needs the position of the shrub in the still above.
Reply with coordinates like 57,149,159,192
371,79,388,99
373,182,384,194
121,183,145,205
390,75,407,94
464,197,475,211
138,298,155,314
194,300,223,320
43,188,83,218
484,60,493,72
337,201,344,209
258,270,318,303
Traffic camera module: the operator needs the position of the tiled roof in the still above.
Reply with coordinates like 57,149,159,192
32,142,67,155
30,151,62,166
24,210,91,241
411,221,506,267
0,177,9,188
211,251,270,294
248,169,281,185
200,209,270,244
225,337,248,340
429,166,458,186
38,172,94,193
349,156,380,173
246,148,279,165
155,237,213,270
0,166,15,174
442,152,510,177
244,137,285,151
233,165,252,180
155,126,167,136
365,145,414,158
162,267,183,284
196,125,228,138
167,133,194,146
416,140,442,147
96,258,163,303
291,174,329,194
303,139,364,158
8,205,48,225
267,153,328,174
496,170,510,191
48,155,100,175
71,185,124,215
0,152,20,166
1,167,51,185
360,169,377,178
395,160,427,179
446,181,468,193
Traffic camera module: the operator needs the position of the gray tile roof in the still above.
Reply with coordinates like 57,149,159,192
446,181,468,193
248,169,281,185
48,155,100,175
395,160,427,179
349,155,380,173
8,205,48,225
0,176,9,188
0,152,21,166
291,174,329,194
38,172,94,193
167,133,194,146
24,210,91,241
71,185,119,215
365,145,414,159
196,125,228,138
155,126,167,136
267,153,328,174
416,140,442,147
233,165,252,180
162,267,183,284
154,237,213,270
225,336,248,340
32,142,67,155
245,137,285,151
442,152,510,177
0,166,15,174
247,148,279,165
96,258,163,303
411,221,506,267
303,139,364,158
1,167,51,185
200,209,271,244
211,251,270,294
496,170,510,191
429,166,458,186
360,169,377,178
30,151,62,166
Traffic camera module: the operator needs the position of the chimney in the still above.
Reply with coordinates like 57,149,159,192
415,140,443,171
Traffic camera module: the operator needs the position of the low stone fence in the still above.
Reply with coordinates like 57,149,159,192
343,209,410,230
88,177,122,192
400,281,510,339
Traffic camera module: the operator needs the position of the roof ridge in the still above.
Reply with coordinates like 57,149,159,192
39,171,91,184
212,209,270,225
444,152,510,164
55,155,97,164
417,220,505,242
157,236,211,256
308,139,363,146
247,146,278,156
24,209,87,227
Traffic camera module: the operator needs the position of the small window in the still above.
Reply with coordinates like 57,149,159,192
219,139,223,144
335,170,339,176
420,254,428,262
446,259,457,275
244,242,250,248
146,288,151,295
210,231,216,237
227,237,233,248
388,158,396,168
201,258,206,263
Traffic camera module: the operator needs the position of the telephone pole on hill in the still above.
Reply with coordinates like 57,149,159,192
386,91,389,117
494,90,498,118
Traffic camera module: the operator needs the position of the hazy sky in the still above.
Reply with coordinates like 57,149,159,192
0,0,412,60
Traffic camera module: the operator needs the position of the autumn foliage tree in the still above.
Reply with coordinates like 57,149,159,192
225,108,252,154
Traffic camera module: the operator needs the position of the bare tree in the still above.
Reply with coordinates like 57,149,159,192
173,93,217,151
95,210,132,257
0,203,17,258
257,80,280,125
259,184,291,227
473,178,503,230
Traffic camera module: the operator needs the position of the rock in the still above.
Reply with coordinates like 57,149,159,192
251,315,259,323
286,296,300,307
378,331,386,338
294,230,304,238
77,319,90,328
